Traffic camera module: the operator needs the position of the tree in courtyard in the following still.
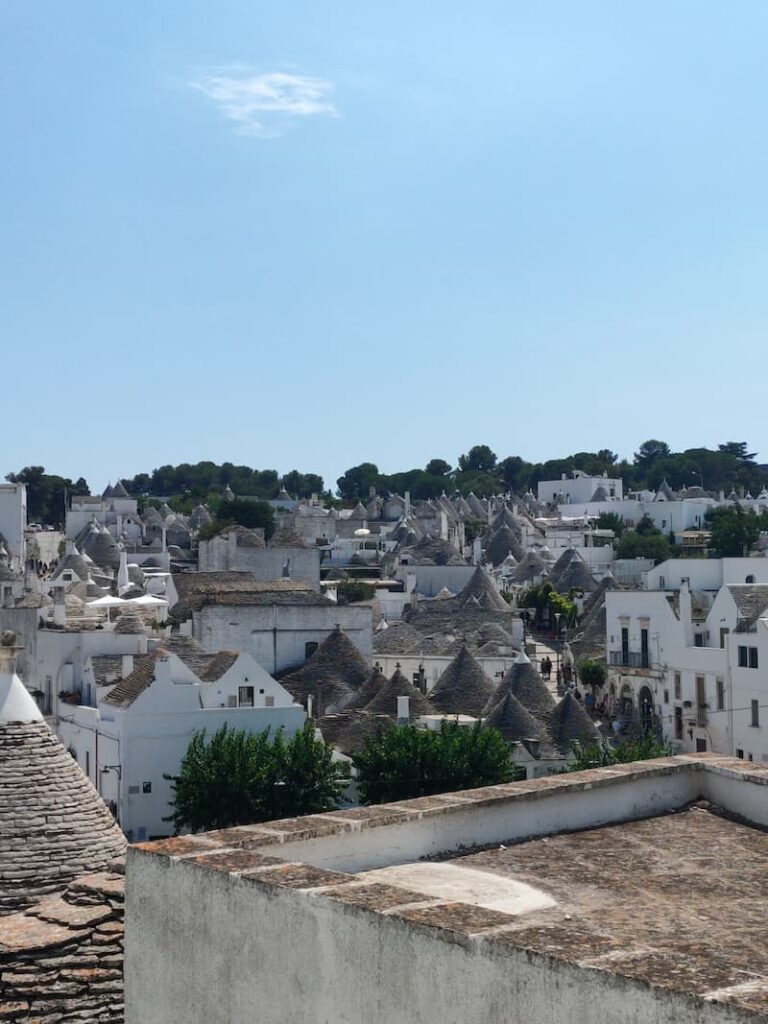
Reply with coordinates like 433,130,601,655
352,721,515,805
706,505,768,557
165,722,348,833
596,512,624,538
577,658,606,693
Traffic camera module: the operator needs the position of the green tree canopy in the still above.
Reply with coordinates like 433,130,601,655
706,505,768,557
616,531,670,564
596,512,624,538
425,458,452,477
197,497,276,541
6,466,89,527
166,722,348,834
634,439,672,469
577,658,606,690
352,721,515,805
336,462,380,500
457,445,498,474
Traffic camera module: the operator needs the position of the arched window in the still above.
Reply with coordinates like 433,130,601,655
305,641,318,660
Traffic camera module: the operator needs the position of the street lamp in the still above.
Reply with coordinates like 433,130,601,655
554,612,563,692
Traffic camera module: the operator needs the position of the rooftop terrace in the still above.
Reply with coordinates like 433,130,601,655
126,756,768,1024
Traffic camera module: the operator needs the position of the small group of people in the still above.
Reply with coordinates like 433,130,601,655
540,655,553,680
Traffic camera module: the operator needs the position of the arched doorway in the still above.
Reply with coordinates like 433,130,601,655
638,686,654,733
619,683,634,727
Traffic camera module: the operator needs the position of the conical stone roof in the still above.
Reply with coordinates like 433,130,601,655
489,505,524,540
466,492,487,519
428,646,496,717
486,524,525,567
343,668,387,711
554,554,596,594
51,550,91,582
547,547,579,588
458,567,509,612
548,693,602,754
0,646,125,914
364,669,431,718
484,650,555,719
509,550,547,585
483,691,550,746
83,527,121,571
281,627,369,711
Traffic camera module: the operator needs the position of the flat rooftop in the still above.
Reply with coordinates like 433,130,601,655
129,756,768,1023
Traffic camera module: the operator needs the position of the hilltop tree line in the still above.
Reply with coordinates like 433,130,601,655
335,440,768,500
6,441,767,525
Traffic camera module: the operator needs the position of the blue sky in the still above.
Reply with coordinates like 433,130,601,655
2,2,767,492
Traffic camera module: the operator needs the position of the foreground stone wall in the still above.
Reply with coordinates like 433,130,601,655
0,864,124,1022
125,757,768,1024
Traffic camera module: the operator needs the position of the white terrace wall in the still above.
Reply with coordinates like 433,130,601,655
126,759,766,1024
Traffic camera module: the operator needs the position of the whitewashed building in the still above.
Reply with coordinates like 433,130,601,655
58,646,305,842
604,558,768,763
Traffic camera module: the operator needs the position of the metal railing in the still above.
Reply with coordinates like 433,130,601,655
609,650,651,669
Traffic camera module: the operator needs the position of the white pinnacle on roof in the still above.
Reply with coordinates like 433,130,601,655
0,644,43,724
515,648,531,666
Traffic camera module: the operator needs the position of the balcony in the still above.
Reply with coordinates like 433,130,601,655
609,650,651,669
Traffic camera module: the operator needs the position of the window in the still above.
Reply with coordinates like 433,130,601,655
740,646,760,668
621,627,629,665
305,642,319,659
751,700,760,728
719,627,729,649
674,706,683,740
663,689,669,704
640,628,649,668
695,676,706,704
716,678,725,711
674,673,682,700
85,751,90,777
142,781,152,794
746,574,756,584
238,686,254,707
695,676,707,726
696,738,707,752
659,576,665,589
736,749,744,759
748,752,754,761
265,695,274,707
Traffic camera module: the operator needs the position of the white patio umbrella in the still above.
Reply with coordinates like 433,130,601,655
124,594,167,606
87,594,126,623
87,595,126,608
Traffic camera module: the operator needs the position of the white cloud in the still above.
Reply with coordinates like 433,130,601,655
191,68,337,137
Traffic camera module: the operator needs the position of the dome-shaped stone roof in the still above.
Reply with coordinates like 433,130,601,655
0,645,125,914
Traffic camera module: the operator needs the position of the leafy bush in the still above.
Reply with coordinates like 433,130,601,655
335,579,376,604
564,735,673,773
